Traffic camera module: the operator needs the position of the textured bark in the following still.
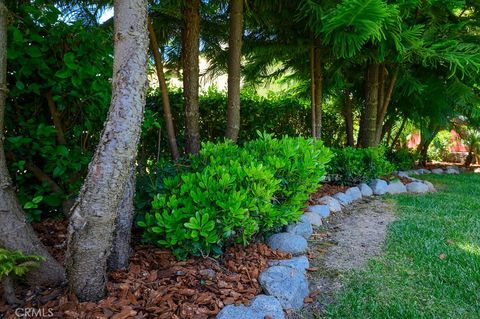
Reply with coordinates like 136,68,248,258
309,46,316,138
148,20,180,160
182,0,201,154
108,167,135,271
342,89,355,147
313,44,322,140
66,0,149,301
359,63,379,147
375,66,398,144
225,0,243,142
2,276,20,305
0,0,65,286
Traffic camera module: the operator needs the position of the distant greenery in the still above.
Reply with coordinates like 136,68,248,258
138,134,332,259
328,147,395,185
325,174,480,319
387,148,418,171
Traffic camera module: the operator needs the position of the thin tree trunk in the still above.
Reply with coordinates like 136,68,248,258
0,0,65,287
313,42,322,139
225,0,243,142
66,0,149,301
108,167,135,271
375,66,398,144
390,117,407,148
182,0,201,154
45,90,66,145
359,63,379,147
342,89,354,146
147,20,180,160
309,46,316,138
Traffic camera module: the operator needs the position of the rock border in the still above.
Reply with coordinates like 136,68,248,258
216,168,443,318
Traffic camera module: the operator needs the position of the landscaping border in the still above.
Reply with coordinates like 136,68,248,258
215,166,462,318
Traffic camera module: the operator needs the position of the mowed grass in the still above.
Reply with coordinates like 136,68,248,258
324,173,480,319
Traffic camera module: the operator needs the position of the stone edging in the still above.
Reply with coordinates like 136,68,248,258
216,166,458,318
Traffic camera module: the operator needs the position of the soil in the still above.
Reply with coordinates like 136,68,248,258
288,198,396,319
307,184,349,206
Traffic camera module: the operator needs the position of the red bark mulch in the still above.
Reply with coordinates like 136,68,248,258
0,220,290,319
307,183,349,206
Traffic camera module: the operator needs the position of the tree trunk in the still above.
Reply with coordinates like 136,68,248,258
45,90,66,145
309,46,316,138
313,43,322,139
66,0,149,301
342,89,354,146
359,63,379,147
2,276,20,305
147,20,180,160
182,0,201,154
108,167,135,271
375,66,398,144
0,0,65,287
225,0,243,142
390,117,407,148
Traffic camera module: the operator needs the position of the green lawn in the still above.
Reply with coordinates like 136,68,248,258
324,174,480,319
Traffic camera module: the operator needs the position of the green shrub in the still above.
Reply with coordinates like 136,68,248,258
328,147,395,185
138,134,331,259
0,249,45,279
387,148,418,170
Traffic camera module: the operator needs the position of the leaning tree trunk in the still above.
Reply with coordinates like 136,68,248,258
108,167,136,270
66,0,149,301
0,0,65,286
313,42,322,140
148,20,180,160
309,46,316,138
342,89,355,147
375,66,398,145
182,0,201,154
225,0,244,143
359,63,379,148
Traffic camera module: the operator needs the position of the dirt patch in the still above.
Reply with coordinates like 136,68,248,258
288,198,396,319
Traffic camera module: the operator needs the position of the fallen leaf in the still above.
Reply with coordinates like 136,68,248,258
439,253,446,260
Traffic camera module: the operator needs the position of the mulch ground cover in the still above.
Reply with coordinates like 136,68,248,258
307,183,348,206
0,220,290,319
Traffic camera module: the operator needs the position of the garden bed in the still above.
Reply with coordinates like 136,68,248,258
0,219,289,319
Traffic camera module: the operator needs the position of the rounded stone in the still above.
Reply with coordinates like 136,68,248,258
267,233,308,255
259,266,309,310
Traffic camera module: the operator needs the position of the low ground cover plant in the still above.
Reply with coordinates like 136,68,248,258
138,134,332,259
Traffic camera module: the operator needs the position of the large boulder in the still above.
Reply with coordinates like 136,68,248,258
406,181,429,194
267,233,308,255
307,204,330,218
358,183,373,197
268,256,309,274
286,215,313,239
259,266,309,310
431,168,444,174
317,196,341,213
332,192,353,206
369,179,388,195
345,187,362,201
386,181,407,194
216,295,285,319
302,212,322,227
